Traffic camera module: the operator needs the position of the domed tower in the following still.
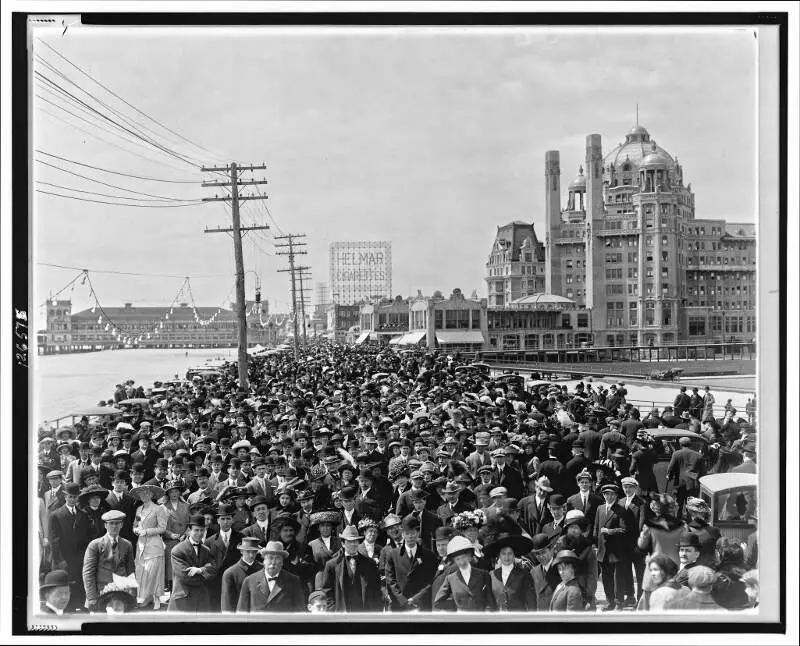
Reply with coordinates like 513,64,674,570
566,165,586,213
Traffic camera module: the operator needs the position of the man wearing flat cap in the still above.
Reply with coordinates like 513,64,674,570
81,509,135,611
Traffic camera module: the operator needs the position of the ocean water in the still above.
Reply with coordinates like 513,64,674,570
35,348,235,422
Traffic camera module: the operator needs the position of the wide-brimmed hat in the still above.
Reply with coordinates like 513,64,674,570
552,549,581,567
442,481,460,495
484,532,534,560
129,484,165,501
309,509,341,526
535,476,554,492
97,582,137,611
382,513,402,529
248,495,270,511
261,540,289,558
685,497,711,515
163,479,184,495
489,486,508,499
445,536,475,558
78,484,109,504
40,569,73,592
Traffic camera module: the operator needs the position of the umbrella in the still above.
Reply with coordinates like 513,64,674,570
118,398,151,406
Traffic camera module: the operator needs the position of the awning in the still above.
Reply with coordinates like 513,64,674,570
435,330,485,345
398,330,427,346
388,335,404,345
354,331,370,345
369,332,379,341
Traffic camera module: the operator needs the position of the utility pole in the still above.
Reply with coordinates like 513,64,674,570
201,162,269,389
297,267,314,346
275,233,307,357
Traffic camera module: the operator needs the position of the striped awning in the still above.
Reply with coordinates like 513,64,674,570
435,330,485,345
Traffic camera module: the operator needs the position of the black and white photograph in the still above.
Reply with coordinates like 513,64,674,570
3,4,796,644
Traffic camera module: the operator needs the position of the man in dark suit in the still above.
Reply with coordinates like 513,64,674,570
48,482,85,611
236,541,307,613
39,569,73,615
593,484,635,611
563,440,591,497
407,489,442,552
567,469,603,537
240,495,273,547
204,503,243,611
244,457,276,507
529,534,562,611
539,494,568,546
81,510,135,611
666,436,707,514
619,477,647,604
219,537,264,612
578,425,603,462
518,476,553,537
320,525,382,612
385,515,438,611
436,482,471,527
167,513,218,613
673,387,691,418
129,434,159,481
337,486,365,533
537,442,567,494
490,448,524,501
104,470,137,545
43,470,67,514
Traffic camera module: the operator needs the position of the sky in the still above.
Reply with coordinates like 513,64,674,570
32,25,760,329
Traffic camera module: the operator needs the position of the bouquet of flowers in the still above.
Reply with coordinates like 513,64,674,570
452,508,486,530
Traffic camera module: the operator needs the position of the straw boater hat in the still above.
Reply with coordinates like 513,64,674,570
237,536,262,552
128,484,165,500
339,525,364,542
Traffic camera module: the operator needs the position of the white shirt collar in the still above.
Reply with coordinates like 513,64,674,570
257,519,269,528
459,564,472,584
45,601,64,615
321,535,331,548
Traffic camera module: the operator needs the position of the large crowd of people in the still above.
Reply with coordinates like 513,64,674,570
36,343,759,615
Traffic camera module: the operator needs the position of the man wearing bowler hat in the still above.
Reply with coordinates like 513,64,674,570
385,514,438,611
519,476,554,537
320,525,382,612
219,537,262,613
39,569,73,615
236,541,306,613
48,481,85,611
204,502,243,611
593,483,635,611
408,488,442,551
81,509,135,611
241,495,273,547
167,513,218,613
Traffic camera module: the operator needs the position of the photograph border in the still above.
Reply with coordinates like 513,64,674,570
10,8,789,637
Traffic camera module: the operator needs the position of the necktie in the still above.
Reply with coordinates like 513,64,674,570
112,539,119,565
223,533,229,549
348,556,356,575
191,541,199,558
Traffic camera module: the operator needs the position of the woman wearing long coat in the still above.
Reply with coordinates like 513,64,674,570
637,494,685,592
161,482,190,591
131,485,168,609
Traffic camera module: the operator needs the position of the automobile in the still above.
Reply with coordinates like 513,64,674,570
494,373,525,389
699,473,757,543
647,428,710,495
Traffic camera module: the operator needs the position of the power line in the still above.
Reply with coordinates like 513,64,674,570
34,70,201,169
36,159,200,201
35,181,198,203
37,262,229,278
34,150,200,184
36,101,200,176
36,189,205,208
36,39,227,162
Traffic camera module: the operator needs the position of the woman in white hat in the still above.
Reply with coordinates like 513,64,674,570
129,484,167,609
433,536,496,612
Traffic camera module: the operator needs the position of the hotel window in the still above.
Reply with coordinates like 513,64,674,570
662,303,672,326
646,236,653,246
628,267,638,279
566,259,573,269
645,302,655,325
628,252,638,263
688,316,706,336
577,313,588,328
629,302,638,326
628,284,638,296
